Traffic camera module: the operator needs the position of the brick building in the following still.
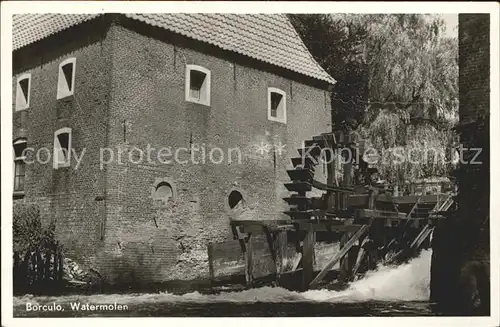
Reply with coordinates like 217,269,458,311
430,14,490,314
12,14,335,283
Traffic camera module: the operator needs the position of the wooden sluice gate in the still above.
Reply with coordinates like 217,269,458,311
212,131,455,291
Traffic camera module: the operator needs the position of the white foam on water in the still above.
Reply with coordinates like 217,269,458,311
303,249,432,302
14,250,432,307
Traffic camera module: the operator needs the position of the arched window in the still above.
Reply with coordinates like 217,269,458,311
53,127,72,169
153,182,173,205
228,190,244,209
16,73,31,111
13,138,27,192
57,57,76,99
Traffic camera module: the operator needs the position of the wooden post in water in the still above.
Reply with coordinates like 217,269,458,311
302,224,315,290
338,231,352,281
207,243,215,281
244,234,253,287
338,144,356,280
339,231,361,281
274,230,288,284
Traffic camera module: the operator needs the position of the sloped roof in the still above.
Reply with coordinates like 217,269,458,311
13,13,335,84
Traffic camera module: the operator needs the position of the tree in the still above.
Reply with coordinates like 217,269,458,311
288,14,368,131
289,14,458,183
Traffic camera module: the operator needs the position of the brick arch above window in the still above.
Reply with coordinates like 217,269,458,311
151,178,177,206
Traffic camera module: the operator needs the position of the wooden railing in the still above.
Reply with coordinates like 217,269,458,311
13,247,64,292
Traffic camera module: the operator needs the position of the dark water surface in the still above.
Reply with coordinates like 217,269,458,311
14,300,436,317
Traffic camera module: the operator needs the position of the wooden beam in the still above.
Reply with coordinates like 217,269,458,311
229,218,240,240
302,224,316,290
311,179,355,193
291,253,302,271
410,224,433,249
229,219,247,254
368,188,379,209
263,226,277,264
240,224,296,234
207,243,215,280
297,222,364,232
351,237,368,278
338,231,353,281
377,194,441,204
347,194,370,207
231,219,291,227
244,233,253,286
387,225,434,264
356,209,408,219
310,224,369,288
275,230,287,278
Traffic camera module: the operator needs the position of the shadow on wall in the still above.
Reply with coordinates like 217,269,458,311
97,237,210,285
97,237,176,285
228,189,287,221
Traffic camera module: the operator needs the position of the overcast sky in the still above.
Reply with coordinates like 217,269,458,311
441,14,458,38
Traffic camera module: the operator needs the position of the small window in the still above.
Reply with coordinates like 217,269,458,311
154,182,173,205
13,139,27,192
16,74,31,111
53,128,72,169
57,58,76,99
267,88,286,124
185,65,211,106
228,190,244,209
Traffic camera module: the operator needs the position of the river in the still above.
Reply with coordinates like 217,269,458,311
14,250,443,316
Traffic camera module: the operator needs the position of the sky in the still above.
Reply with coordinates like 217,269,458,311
441,14,458,38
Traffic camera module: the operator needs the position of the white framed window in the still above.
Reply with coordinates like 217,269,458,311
185,64,211,106
16,73,31,111
53,127,72,169
267,87,286,124
13,138,27,193
57,57,76,99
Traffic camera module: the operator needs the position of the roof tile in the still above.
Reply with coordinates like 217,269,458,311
13,13,335,84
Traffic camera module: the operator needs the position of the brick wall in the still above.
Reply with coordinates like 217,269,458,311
457,15,490,304
457,14,490,241
458,14,490,124
13,17,332,284
12,19,113,268
430,14,490,314
97,21,330,283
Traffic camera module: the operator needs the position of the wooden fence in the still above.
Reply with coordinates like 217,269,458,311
13,247,64,291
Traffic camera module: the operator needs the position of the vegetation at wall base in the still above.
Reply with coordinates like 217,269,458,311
13,204,65,294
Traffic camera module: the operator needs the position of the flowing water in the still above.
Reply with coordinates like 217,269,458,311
14,250,441,316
